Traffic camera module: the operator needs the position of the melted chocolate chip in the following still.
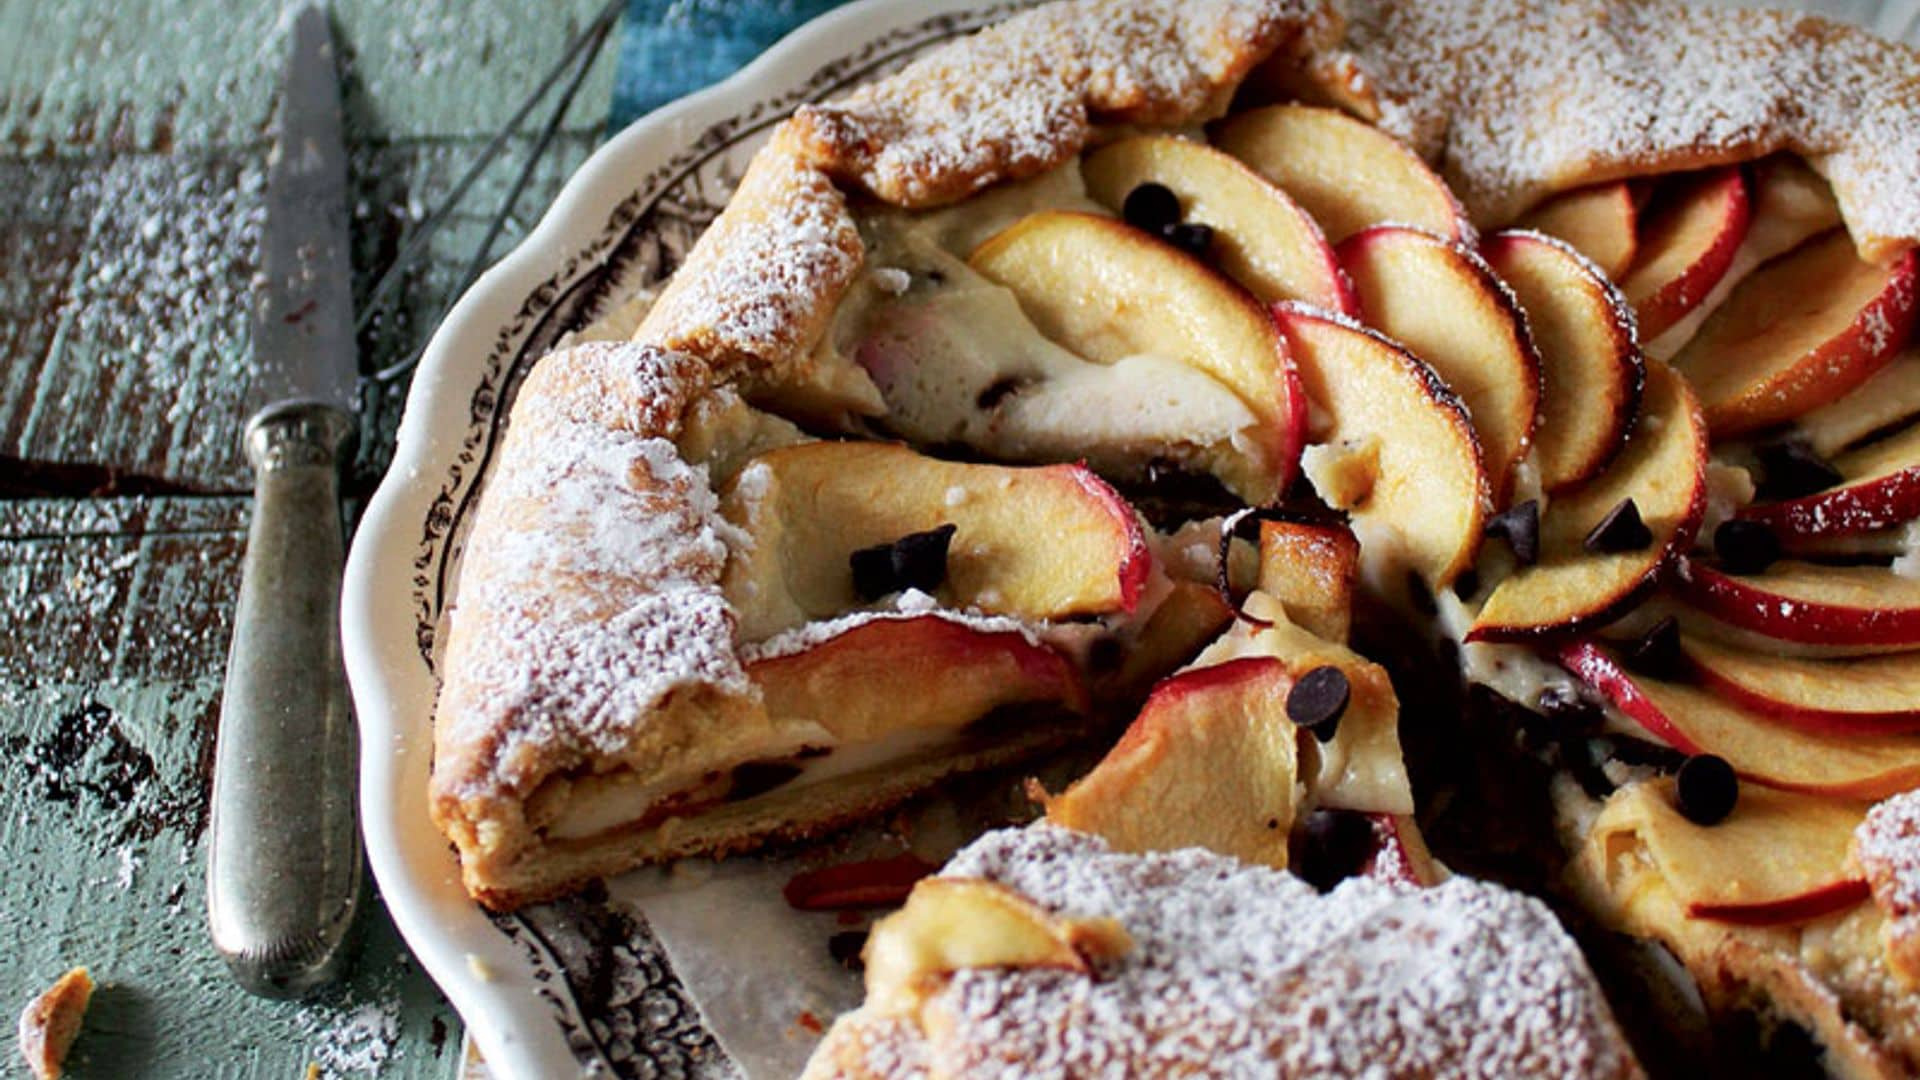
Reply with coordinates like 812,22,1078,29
1122,182,1180,233
1405,570,1437,615
1675,753,1738,825
1294,810,1376,892
1625,615,1686,680
728,760,806,802
828,930,869,972
1714,518,1781,575
1452,568,1481,600
1756,440,1842,500
1536,686,1602,731
1287,665,1350,742
1162,221,1215,258
850,524,958,600
1566,736,1619,799
1583,497,1653,554
1485,499,1541,565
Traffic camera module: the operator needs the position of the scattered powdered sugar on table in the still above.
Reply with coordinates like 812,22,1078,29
830,825,1637,1078
303,998,403,1077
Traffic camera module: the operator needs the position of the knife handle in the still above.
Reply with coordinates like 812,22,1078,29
208,401,364,998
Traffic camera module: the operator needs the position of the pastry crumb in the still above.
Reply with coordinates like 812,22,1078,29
17,967,93,1080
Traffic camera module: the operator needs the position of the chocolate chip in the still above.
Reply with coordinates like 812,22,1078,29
1536,685,1602,731
1486,499,1541,565
1675,753,1738,825
1567,736,1619,799
1294,809,1376,892
852,524,959,600
1122,182,1180,233
1287,665,1350,742
1452,568,1481,600
1161,221,1215,258
849,543,898,601
1714,519,1781,576
1756,440,1842,500
1583,497,1652,554
828,930,869,972
1625,615,1686,680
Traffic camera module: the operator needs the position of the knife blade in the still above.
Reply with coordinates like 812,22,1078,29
207,2,364,999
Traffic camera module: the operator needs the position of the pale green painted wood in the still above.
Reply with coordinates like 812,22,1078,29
1,0,624,1075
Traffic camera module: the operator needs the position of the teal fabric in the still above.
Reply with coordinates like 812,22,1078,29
610,0,857,130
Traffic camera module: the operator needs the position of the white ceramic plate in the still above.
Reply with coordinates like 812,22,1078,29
339,2,1037,1077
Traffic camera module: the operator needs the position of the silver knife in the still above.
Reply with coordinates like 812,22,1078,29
207,3,364,998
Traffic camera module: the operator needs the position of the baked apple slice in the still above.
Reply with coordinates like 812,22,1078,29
1097,579,1234,705
1481,230,1644,492
751,614,1089,744
721,441,1149,640
1683,634,1920,734
1041,656,1299,868
1338,225,1542,502
1792,348,1920,458
1255,517,1359,643
1211,104,1470,244
1514,181,1638,279
1587,779,1869,925
1645,155,1846,357
1677,558,1920,652
1081,134,1355,312
1271,303,1489,590
1468,362,1708,641
1560,640,1920,799
1737,422,1920,538
1618,167,1749,341
1672,230,1918,437
970,210,1304,502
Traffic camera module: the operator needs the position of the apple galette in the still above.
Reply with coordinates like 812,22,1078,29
430,0,1920,1073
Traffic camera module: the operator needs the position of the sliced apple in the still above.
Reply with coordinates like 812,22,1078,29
721,441,1149,641
1482,230,1645,492
1737,422,1920,538
970,210,1304,502
1255,518,1359,643
1211,103,1470,244
1677,558,1920,651
1515,181,1638,279
1559,640,1920,799
1672,230,1918,437
1793,348,1920,458
1365,813,1446,887
1272,303,1488,590
1645,155,1847,359
750,614,1088,744
1469,362,1708,641
1098,579,1235,704
1618,167,1749,341
1190,590,1411,815
1338,225,1542,501
1683,634,1920,734
1081,134,1356,312
1043,655,1299,868
1589,778,1869,925
862,876,1127,1015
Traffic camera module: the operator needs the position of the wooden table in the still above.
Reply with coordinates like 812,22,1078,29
1,2,619,1074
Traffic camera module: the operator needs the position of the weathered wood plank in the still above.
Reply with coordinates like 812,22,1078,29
0,499,461,1078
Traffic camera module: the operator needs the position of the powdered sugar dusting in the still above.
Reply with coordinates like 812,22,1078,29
1336,0,1920,259
740,607,1040,664
824,826,1637,1078
1859,789,1920,917
433,345,747,801
790,0,1322,208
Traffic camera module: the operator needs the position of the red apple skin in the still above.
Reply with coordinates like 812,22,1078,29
1678,559,1920,649
1687,660,1920,735
1363,813,1443,887
1736,468,1920,538
1628,167,1751,339
1068,464,1155,614
1688,878,1871,926
1556,640,1703,753
750,614,1091,716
